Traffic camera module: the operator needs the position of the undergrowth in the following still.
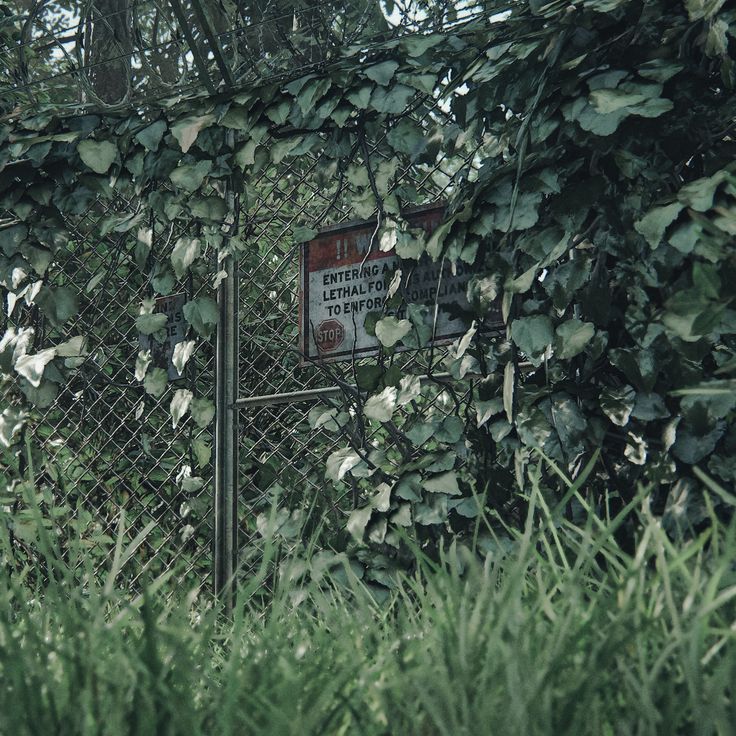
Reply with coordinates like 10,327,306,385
0,467,734,736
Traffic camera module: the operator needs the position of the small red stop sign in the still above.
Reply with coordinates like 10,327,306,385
316,319,345,353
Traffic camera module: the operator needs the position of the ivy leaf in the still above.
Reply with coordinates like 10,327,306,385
190,197,227,221
296,78,331,114
415,495,448,525
589,88,649,113
364,386,399,422
555,319,595,359
36,286,79,325
634,202,683,247
235,140,257,169
56,336,87,358
136,312,167,336
15,348,56,388
171,114,215,153
677,170,727,212
397,375,421,405
672,422,726,464
77,140,117,174
183,297,218,337
135,349,152,381
293,226,317,243
370,85,415,114
190,397,215,428
346,506,373,540
346,84,373,109
135,120,166,151
506,263,539,294
375,316,411,347
170,388,193,428
171,237,201,278
402,33,443,57
387,119,428,159
511,315,554,359
394,230,424,259
0,407,26,448
144,367,168,398
325,447,362,482
365,60,399,86
20,378,58,408
169,161,212,192
476,398,503,427
503,361,515,422
172,340,196,375
193,437,211,468
435,415,464,443
600,385,636,427
308,405,340,431
423,470,461,495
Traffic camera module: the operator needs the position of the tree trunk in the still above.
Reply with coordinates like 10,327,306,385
88,0,132,104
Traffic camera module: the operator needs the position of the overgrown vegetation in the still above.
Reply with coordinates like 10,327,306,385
1,1,734,588
2,466,735,735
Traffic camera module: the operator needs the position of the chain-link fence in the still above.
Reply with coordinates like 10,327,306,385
0,85,488,598
2,30,493,596
1,185,216,590
230,89,489,591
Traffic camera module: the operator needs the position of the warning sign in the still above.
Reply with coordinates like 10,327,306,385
138,293,187,380
299,204,497,363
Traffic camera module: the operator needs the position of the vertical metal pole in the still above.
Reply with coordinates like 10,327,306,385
214,252,238,611
214,130,239,612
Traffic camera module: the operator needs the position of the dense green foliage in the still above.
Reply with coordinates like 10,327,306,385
1,471,736,735
1,0,734,584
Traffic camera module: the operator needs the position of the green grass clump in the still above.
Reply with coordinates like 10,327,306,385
0,475,735,735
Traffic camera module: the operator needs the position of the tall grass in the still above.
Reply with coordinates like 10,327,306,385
0,469,735,735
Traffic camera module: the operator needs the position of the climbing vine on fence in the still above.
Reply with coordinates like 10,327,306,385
1,0,735,583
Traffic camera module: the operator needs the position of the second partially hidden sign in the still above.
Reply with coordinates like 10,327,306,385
299,204,497,363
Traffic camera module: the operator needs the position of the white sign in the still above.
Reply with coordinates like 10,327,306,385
299,205,499,362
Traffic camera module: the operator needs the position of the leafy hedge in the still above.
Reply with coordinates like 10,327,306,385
1,1,734,580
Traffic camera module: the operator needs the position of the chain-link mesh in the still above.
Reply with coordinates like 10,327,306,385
1,64,488,596
1,189,215,590
234,90,486,588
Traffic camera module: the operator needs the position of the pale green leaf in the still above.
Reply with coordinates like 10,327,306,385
183,297,218,337
511,315,554,358
170,388,193,428
136,312,167,335
635,202,683,247
171,237,201,278
135,349,152,381
346,506,373,540
135,120,166,151
364,386,398,422
375,317,411,347
171,114,215,153
0,407,26,448
77,140,117,174
600,385,636,427
365,60,399,86
555,319,595,359
423,470,461,496
325,447,362,482
678,170,728,212
169,161,212,192
144,368,167,398
172,340,196,375
190,397,215,427
504,361,515,423
15,347,56,387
